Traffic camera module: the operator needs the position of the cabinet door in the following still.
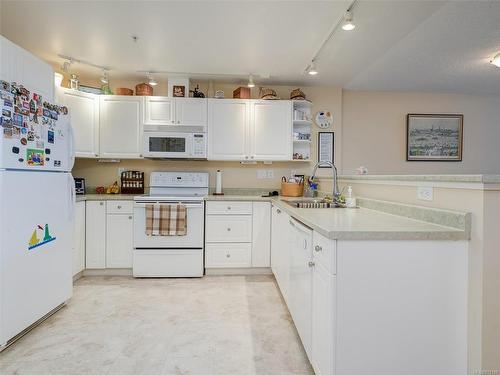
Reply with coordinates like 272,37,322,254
85,201,106,269
72,201,86,276
175,98,207,127
143,96,175,126
100,96,143,158
208,99,249,160
252,202,271,267
250,100,292,161
57,88,100,158
288,218,313,359
106,214,133,268
312,263,335,375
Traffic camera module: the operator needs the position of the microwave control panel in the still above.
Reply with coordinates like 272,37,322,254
192,133,206,157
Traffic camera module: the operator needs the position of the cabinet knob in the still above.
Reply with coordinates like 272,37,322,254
226,254,231,258
117,205,122,209
308,261,315,268
128,216,132,220
245,156,249,159
227,206,231,210
95,153,98,157
99,202,104,206
227,227,231,231
314,245,323,252
276,209,281,214
177,120,180,124
171,120,174,124
250,155,254,159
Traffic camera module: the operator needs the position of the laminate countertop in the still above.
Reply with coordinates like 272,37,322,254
77,194,470,241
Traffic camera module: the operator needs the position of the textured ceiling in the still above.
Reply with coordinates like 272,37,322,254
1,0,499,94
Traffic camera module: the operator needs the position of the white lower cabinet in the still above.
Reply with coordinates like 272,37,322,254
72,201,86,276
205,201,270,269
271,205,291,303
106,211,133,268
85,201,106,269
84,200,134,269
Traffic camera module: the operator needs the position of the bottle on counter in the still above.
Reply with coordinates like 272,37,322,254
345,186,357,208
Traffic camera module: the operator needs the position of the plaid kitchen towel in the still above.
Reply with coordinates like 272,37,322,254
145,204,187,236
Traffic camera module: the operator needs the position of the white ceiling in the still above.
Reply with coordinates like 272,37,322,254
1,1,499,95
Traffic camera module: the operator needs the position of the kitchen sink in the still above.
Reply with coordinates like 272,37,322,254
284,198,346,209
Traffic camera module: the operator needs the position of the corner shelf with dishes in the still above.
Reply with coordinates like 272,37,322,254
292,100,313,162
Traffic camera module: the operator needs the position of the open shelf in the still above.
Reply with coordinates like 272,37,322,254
293,139,312,144
293,120,313,126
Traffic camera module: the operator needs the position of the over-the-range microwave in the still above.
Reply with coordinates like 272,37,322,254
143,131,207,159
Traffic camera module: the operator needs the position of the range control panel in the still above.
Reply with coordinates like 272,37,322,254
150,172,209,188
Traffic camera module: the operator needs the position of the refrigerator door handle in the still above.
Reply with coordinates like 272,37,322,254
68,120,75,170
68,173,76,220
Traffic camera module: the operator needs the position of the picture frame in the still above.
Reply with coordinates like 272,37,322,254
173,85,186,98
317,131,334,167
406,114,463,162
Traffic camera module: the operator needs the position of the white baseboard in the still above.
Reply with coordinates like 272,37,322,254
82,268,133,277
205,267,272,276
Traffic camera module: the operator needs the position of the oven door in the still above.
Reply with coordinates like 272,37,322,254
133,200,204,248
143,132,192,158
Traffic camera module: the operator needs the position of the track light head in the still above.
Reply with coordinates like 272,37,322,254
148,73,158,86
307,61,318,76
342,10,356,31
247,74,255,88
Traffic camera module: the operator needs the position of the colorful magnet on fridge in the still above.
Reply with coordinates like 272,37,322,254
20,138,27,145
12,146,19,154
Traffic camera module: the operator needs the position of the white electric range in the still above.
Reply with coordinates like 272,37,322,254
133,172,209,277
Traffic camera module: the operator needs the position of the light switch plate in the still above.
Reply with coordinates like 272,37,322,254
417,186,433,201
257,169,267,179
266,170,274,179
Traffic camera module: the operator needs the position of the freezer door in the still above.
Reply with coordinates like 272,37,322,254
0,170,74,345
0,79,73,171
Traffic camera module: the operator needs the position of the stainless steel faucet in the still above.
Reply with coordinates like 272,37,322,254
309,161,341,202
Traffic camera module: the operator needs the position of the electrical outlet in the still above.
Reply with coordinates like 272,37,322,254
266,170,274,179
118,167,125,176
417,186,433,201
257,169,267,179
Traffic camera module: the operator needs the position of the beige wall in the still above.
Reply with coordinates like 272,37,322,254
342,90,500,175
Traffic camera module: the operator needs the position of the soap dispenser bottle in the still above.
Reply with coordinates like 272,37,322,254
345,186,356,208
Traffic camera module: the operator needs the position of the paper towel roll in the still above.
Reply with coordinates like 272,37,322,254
215,170,222,194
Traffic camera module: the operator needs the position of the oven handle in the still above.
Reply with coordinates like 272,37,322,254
134,202,204,208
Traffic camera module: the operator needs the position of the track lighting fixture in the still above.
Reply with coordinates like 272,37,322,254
342,9,356,31
491,53,500,68
148,73,158,86
100,69,109,84
247,74,255,88
307,61,318,76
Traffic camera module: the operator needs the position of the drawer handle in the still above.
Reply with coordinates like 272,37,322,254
314,245,323,252
276,209,281,214
227,206,231,210
226,254,231,258
308,261,315,268
227,227,231,232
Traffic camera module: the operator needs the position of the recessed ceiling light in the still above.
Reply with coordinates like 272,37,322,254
307,61,318,76
148,73,158,86
342,10,356,31
491,53,500,67
247,74,255,88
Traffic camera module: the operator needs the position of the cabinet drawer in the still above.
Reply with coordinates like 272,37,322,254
206,201,252,215
205,243,252,268
106,200,133,214
312,232,336,274
206,215,252,242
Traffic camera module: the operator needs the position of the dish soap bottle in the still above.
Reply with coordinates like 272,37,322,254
345,186,356,208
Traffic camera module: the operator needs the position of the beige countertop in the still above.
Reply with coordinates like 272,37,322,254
76,193,469,241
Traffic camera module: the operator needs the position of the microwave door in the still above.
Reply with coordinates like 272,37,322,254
145,133,191,158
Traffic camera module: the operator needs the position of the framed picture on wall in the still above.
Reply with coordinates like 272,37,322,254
173,85,186,97
318,132,334,167
406,114,463,161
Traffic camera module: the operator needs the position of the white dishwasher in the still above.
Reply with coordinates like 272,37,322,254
288,217,314,360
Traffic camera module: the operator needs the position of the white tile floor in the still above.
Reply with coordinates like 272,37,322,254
0,275,313,375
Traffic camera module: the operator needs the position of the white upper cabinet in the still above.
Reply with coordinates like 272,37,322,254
175,98,207,127
143,97,207,128
208,99,249,160
250,100,292,161
207,99,292,161
99,96,143,158
143,96,175,126
56,88,100,158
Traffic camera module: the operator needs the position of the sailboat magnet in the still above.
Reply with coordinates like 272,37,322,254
28,224,56,250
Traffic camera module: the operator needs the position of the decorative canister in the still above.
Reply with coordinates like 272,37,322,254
135,83,153,96
115,88,134,96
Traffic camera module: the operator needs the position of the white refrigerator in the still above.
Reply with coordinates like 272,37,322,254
0,79,75,349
